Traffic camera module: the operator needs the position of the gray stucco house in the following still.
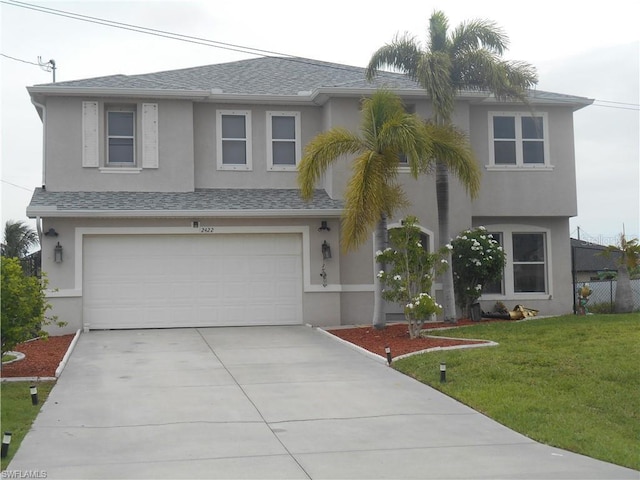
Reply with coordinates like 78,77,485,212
26,56,592,333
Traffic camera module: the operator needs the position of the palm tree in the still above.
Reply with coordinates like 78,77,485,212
366,10,538,322
2,220,39,259
601,234,640,313
298,90,479,328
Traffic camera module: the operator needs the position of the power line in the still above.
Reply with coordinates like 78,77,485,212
0,53,40,66
1,179,36,192
3,0,639,111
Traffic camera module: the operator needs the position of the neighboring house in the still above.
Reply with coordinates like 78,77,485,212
571,238,621,282
26,56,592,333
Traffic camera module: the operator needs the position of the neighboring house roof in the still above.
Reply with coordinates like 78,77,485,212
571,238,621,273
27,56,593,109
27,188,343,218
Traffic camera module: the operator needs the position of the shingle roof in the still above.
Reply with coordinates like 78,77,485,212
34,56,421,95
30,56,592,107
27,188,343,217
571,238,621,272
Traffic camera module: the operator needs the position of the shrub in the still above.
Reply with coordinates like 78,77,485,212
375,216,448,338
451,226,506,317
1,257,64,355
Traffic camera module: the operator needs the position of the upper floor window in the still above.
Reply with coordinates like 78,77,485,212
217,110,252,170
107,109,135,165
488,112,550,169
267,111,300,170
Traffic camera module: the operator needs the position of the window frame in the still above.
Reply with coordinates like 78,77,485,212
266,111,301,171
106,107,136,166
487,112,551,170
512,232,548,294
216,110,252,171
479,226,552,301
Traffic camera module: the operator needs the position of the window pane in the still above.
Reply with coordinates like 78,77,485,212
222,140,246,164
272,142,296,165
523,141,545,164
514,264,546,292
108,138,134,163
108,112,134,136
513,233,545,262
272,116,295,140
221,115,246,138
493,116,515,139
522,117,544,139
494,141,516,164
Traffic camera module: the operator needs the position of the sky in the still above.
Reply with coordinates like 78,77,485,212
1,0,639,246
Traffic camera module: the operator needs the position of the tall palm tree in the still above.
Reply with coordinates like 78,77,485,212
298,90,479,328
2,220,39,259
366,10,538,322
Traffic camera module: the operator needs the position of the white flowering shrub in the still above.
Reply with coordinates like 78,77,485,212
375,216,448,339
450,226,506,317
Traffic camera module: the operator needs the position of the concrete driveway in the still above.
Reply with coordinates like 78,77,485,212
8,326,637,479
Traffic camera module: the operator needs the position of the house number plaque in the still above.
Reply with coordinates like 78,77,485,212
199,227,215,233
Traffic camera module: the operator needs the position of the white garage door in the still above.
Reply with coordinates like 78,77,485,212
83,233,303,329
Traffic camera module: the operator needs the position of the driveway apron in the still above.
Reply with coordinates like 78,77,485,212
8,326,638,479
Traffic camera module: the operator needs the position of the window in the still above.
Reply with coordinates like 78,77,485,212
479,228,550,300
489,112,549,168
217,110,252,170
107,109,135,165
513,233,547,293
267,112,300,170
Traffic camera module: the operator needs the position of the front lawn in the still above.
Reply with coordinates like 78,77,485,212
394,314,639,470
0,381,55,470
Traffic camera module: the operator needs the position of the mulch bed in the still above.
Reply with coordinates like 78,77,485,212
327,319,507,358
1,334,75,378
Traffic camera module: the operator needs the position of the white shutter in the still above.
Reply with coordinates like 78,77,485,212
142,103,158,168
82,101,99,167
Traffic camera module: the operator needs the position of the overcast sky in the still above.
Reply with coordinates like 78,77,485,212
1,0,638,246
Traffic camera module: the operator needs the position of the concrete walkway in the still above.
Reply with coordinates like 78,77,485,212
8,326,638,479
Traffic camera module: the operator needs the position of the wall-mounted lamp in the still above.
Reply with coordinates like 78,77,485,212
322,240,332,260
318,221,331,231
54,242,63,263
44,228,58,237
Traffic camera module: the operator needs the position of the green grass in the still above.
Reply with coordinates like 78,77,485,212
1,355,17,363
1,381,55,470
394,314,640,470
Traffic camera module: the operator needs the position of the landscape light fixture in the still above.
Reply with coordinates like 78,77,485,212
440,362,447,383
1,432,11,458
322,240,332,260
385,346,392,365
30,385,38,405
54,242,63,263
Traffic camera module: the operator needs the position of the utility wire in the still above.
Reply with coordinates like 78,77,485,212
1,53,41,66
2,0,638,111
1,179,36,192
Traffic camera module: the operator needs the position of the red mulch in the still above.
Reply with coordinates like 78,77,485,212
327,319,506,358
1,334,75,378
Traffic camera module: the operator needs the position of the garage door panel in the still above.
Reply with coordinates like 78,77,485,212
83,234,302,329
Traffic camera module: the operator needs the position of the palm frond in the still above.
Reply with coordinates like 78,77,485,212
428,10,449,52
365,36,422,81
425,122,481,198
297,128,362,199
450,19,508,56
416,52,455,122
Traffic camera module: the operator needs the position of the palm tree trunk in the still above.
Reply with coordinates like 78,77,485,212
614,264,634,313
436,160,457,323
373,214,389,329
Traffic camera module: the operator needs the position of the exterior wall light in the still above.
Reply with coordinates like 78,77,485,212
44,227,58,237
318,221,331,231
54,242,63,263
322,240,332,260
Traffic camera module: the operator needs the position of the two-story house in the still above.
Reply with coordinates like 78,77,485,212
26,56,592,333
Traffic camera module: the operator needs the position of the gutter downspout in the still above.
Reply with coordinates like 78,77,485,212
30,98,46,189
